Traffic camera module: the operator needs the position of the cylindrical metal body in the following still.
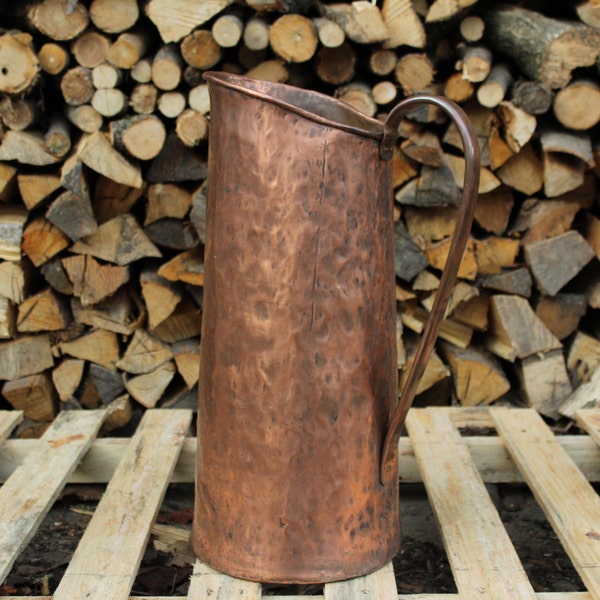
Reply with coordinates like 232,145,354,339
192,73,399,583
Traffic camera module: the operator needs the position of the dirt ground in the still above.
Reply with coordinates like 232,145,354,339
1,481,585,596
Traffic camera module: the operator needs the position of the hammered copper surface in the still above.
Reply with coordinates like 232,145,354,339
192,72,479,584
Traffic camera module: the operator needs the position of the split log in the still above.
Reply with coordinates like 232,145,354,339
0,130,61,166
44,114,71,158
535,293,587,341
71,30,110,68
52,358,84,402
172,338,200,389
457,45,492,84
394,53,435,95
585,213,600,258
452,293,490,331
140,268,183,330
567,330,600,385
78,130,143,188
400,334,449,396
313,18,345,48
109,114,167,160
425,0,477,22
145,218,198,251
87,362,126,404
0,204,28,261
89,0,139,34
559,366,600,418
0,260,32,304
474,237,519,275
243,17,271,51
71,286,145,335
368,48,397,76
106,30,149,69
61,66,94,105
116,328,173,374
147,134,208,183
517,349,572,419
93,176,146,224
487,294,562,361
381,0,425,49
149,293,201,343
495,143,544,196
0,334,54,381
70,213,161,265
0,97,40,132
553,79,600,130
28,0,89,40
123,361,176,408
38,42,70,75
511,198,579,246
269,14,318,63
496,101,536,153
18,173,61,211
0,297,15,338
62,254,130,306
2,372,58,422
46,190,96,242
65,104,103,133
145,183,192,226
157,246,204,286
0,164,17,202
130,84,158,115
477,63,512,108
320,2,388,45
440,342,510,406
55,328,119,370
245,60,289,83
482,268,533,298
485,4,600,89
41,256,73,295
145,0,234,43
17,287,71,332
91,88,128,118
21,217,70,267
157,92,187,119
212,14,244,48
510,79,553,115
101,394,133,433
524,231,595,296
314,43,357,85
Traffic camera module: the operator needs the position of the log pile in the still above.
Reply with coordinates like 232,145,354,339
0,0,599,435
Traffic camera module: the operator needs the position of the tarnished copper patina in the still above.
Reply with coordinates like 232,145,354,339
192,71,480,584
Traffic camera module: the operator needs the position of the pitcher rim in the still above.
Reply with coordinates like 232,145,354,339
203,71,385,141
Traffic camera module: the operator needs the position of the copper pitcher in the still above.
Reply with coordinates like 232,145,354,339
192,71,480,584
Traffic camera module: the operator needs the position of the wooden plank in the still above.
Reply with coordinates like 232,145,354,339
0,409,23,439
2,433,600,485
323,561,397,600
0,592,593,599
406,408,537,599
187,559,262,599
0,409,106,583
52,409,192,600
576,409,600,447
491,407,600,599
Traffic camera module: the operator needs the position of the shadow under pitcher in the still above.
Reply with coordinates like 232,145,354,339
191,71,480,584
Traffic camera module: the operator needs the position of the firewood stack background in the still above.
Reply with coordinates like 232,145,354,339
0,0,599,436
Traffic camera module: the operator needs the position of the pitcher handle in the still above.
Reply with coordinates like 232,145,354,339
379,95,480,484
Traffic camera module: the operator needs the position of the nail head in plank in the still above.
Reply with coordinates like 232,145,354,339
0,409,106,583
323,561,397,600
406,408,537,599
187,559,262,599
52,408,192,600
491,407,600,598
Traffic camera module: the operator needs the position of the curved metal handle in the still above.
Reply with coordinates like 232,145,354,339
379,95,480,484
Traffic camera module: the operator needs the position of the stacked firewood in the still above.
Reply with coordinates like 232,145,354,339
0,0,599,435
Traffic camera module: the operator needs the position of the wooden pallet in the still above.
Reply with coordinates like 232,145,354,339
1,406,599,599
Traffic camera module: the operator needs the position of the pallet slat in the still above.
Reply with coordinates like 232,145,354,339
2,434,599,485
187,559,262,599
52,409,192,600
0,406,599,599
491,407,600,599
323,561,397,600
406,408,537,599
0,409,106,583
